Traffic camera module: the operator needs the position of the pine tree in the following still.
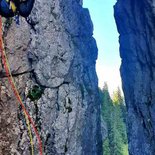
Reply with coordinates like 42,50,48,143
103,138,111,155
101,82,114,155
112,87,128,154
101,84,129,155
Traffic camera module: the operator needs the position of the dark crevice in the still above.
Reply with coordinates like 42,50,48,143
64,112,70,154
0,69,33,78
34,102,42,131
44,133,51,151
25,17,38,33
64,138,68,153
17,106,29,154
55,89,60,112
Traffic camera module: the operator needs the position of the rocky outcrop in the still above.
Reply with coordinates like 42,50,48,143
0,0,102,154
114,0,155,154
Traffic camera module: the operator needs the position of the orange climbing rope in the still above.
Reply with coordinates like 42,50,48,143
0,17,43,155
0,26,34,155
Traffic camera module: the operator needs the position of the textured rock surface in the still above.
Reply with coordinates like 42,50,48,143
0,0,102,155
114,0,155,154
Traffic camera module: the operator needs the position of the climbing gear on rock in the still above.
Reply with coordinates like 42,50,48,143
0,0,35,17
0,0,15,17
7,0,17,12
0,17,43,155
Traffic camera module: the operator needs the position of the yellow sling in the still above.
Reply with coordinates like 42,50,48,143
6,0,17,12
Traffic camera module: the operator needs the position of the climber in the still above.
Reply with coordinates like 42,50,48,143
0,0,35,18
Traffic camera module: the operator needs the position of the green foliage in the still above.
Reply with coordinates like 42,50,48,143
27,85,44,101
122,144,129,155
112,87,123,105
103,138,111,155
101,82,128,155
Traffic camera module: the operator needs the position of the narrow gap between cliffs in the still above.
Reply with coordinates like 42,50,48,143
83,1,129,155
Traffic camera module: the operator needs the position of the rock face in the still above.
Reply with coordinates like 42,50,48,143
0,0,102,155
114,0,155,154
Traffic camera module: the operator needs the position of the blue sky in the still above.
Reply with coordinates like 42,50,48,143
83,0,122,94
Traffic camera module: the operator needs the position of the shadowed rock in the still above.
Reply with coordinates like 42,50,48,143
114,0,155,154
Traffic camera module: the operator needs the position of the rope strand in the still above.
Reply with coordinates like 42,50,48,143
0,16,43,155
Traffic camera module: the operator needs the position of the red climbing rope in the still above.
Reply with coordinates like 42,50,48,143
0,17,43,155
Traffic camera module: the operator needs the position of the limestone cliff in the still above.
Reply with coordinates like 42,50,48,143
0,0,102,154
114,0,155,154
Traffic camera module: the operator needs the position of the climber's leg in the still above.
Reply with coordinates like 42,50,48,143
18,0,35,17
0,0,14,17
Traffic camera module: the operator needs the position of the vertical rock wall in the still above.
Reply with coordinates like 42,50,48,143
114,0,155,154
0,0,102,154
